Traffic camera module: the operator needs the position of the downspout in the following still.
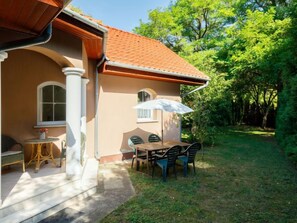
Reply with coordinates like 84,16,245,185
94,25,108,161
179,80,209,140
0,24,52,52
62,8,109,160
94,54,107,160
0,23,52,207
181,80,209,98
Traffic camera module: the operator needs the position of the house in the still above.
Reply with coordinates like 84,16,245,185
97,25,209,162
0,1,209,221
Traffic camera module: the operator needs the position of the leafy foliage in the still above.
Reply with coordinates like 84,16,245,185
133,0,297,163
182,50,232,145
275,3,297,165
216,8,290,128
135,0,235,146
67,4,85,14
134,0,236,52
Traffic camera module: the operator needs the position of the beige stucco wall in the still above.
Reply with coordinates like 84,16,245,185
1,51,96,166
43,28,84,69
1,29,183,163
1,27,97,164
85,60,96,158
97,74,181,158
2,49,67,160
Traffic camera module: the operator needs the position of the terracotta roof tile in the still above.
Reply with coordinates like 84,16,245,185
103,25,209,81
63,9,208,82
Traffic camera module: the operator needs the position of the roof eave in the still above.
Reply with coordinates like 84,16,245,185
0,0,70,51
102,61,210,85
53,9,108,59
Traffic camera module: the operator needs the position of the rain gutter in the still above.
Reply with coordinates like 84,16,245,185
63,8,108,53
106,62,210,144
0,24,52,52
106,61,210,83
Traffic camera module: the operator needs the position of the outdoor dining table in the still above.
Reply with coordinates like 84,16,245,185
135,140,190,173
25,137,59,172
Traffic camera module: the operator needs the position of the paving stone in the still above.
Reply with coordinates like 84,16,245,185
37,162,135,223
38,208,84,223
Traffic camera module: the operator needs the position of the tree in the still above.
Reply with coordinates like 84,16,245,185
182,49,233,124
70,0,297,163
134,0,236,52
275,2,297,166
134,0,235,144
67,4,84,14
216,8,290,128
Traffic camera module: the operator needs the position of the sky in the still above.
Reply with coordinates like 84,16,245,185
70,0,172,32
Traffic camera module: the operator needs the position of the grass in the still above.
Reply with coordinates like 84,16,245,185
101,126,297,223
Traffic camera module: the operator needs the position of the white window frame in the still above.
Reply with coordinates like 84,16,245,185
137,89,154,122
37,81,66,126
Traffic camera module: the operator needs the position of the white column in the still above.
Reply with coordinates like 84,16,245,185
81,78,89,165
63,67,85,178
0,51,8,206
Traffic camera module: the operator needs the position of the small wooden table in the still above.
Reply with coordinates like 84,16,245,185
25,137,59,172
136,141,190,173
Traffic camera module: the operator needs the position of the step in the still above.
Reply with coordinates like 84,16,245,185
0,159,99,223
28,185,98,223
0,177,97,223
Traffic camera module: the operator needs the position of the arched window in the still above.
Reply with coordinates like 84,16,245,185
137,89,154,120
37,82,66,125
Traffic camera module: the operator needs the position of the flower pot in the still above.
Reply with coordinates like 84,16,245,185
40,132,46,140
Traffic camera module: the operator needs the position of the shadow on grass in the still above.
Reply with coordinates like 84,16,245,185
101,126,297,223
227,125,275,137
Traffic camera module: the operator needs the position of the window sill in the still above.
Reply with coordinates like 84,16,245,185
34,124,66,128
137,119,159,124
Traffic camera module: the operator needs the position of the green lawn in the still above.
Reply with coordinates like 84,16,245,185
101,127,297,223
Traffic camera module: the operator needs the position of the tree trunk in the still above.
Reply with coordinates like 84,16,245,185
262,108,270,129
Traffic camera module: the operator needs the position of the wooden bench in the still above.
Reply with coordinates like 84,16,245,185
1,135,25,172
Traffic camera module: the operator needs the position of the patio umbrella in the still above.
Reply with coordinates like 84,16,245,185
133,98,193,143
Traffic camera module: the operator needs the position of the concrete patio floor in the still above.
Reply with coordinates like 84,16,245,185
40,162,135,223
0,160,135,222
1,161,67,206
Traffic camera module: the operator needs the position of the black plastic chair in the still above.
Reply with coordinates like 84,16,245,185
128,135,146,169
152,145,182,181
148,133,166,155
148,134,161,143
177,142,201,176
